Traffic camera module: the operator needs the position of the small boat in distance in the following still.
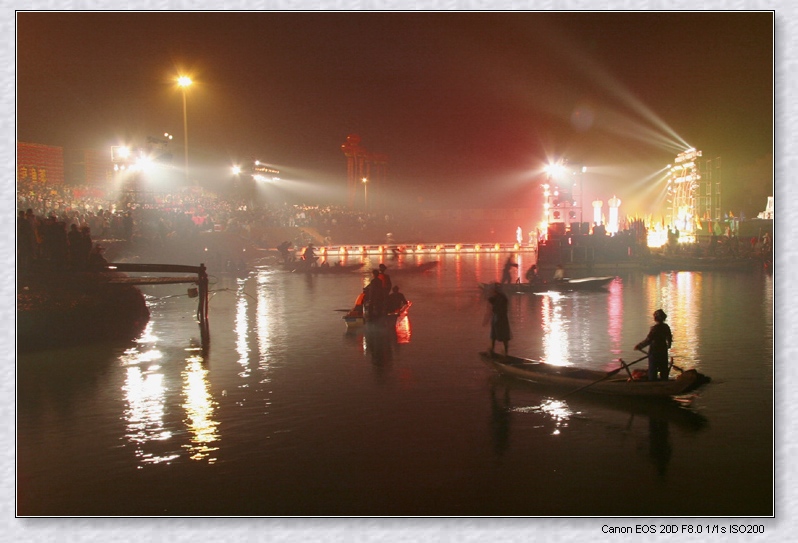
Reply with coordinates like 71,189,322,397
388,261,439,274
287,261,365,274
480,276,615,294
480,351,710,399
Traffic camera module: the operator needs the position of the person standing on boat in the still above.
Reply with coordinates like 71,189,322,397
302,243,318,266
378,263,392,292
501,256,518,284
635,309,673,381
364,269,388,322
485,283,511,356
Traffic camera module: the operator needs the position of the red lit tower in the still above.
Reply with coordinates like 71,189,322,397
341,134,388,210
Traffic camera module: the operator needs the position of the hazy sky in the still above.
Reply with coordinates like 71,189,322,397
16,11,773,212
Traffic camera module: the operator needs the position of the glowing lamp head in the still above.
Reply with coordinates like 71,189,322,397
178,76,192,88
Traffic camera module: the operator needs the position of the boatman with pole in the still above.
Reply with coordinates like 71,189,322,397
635,309,673,381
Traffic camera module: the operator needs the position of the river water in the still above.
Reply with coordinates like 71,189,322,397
16,252,773,517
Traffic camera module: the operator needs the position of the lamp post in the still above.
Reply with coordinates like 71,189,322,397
362,177,368,210
177,75,192,184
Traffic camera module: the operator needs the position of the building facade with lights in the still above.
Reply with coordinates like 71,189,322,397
666,148,722,241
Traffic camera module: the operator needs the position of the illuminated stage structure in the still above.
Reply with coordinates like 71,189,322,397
666,148,721,240
541,160,588,238
341,134,388,210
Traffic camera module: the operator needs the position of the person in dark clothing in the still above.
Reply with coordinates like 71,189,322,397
277,241,294,263
485,283,511,356
378,263,392,292
364,269,387,322
635,309,673,381
500,256,518,284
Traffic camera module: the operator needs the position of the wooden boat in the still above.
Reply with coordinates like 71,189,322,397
480,352,710,399
387,261,439,274
480,276,615,294
286,261,365,274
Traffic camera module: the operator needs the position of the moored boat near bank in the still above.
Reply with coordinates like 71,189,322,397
480,351,710,399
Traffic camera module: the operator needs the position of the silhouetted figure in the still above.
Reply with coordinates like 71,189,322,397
485,283,511,356
364,269,387,322
501,256,518,284
635,308,673,381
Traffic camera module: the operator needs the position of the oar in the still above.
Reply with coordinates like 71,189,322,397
561,353,648,399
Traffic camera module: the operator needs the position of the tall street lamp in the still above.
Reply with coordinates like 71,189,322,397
177,75,192,184
362,177,368,210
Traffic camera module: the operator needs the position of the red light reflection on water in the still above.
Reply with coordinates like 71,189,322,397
396,316,412,344
607,278,623,356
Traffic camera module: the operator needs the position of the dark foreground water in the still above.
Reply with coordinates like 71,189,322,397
17,252,773,518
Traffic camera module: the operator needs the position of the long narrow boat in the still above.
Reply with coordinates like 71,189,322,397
480,276,614,294
480,352,710,399
287,261,365,274
388,261,439,275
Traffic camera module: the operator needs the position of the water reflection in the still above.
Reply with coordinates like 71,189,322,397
540,292,570,366
607,279,624,356
486,377,707,477
645,273,701,368
120,322,177,465
121,318,221,466
235,283,251,380
181,354,220,463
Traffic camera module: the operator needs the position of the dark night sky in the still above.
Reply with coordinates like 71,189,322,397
16,11,773,214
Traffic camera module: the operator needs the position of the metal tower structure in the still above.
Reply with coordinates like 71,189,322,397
667,148,702,238
341,134,388,210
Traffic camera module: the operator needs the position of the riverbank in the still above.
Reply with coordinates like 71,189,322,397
17,267,150,352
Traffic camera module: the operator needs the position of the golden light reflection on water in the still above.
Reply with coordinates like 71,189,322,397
644,272,700,367
540,292,570,366
121,319,221,466
121,337,178,464
181,355,220,463
512,399,574,436
255,272,285,385
235,286,251,380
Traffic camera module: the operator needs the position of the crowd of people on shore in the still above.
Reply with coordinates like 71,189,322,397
16,179,417,273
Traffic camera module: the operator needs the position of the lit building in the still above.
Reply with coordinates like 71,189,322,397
541,160,587,238
666,148,722,241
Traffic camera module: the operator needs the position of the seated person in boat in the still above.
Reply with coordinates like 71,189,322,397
387,285,408,313
524,264,540,284
553,264,565,282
